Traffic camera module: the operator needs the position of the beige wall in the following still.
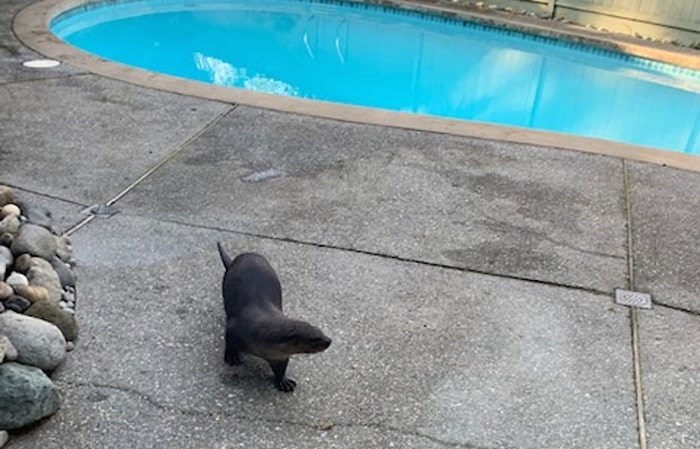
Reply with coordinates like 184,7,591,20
488,0,700,46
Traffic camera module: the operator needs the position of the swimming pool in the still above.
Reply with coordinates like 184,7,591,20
50,0,700,154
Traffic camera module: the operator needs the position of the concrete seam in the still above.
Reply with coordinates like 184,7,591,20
105,105,238,207
650,301,700,317
56,380,493,449
0,183,87,207
57,105,236,236
622,159,649,449
122,212,614,299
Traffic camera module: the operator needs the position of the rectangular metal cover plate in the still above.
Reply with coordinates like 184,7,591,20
615,289,652,309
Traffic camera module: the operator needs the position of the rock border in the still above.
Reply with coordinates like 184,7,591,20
0,185,79,442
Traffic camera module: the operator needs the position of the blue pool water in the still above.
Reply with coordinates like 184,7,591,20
52,0,700,154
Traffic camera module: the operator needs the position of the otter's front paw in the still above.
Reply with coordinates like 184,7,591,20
225,351,242,365
275,377,297,392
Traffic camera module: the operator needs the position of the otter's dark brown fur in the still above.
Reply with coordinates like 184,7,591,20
217,242,331,392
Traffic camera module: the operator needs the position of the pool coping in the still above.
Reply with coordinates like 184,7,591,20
12,0,700,172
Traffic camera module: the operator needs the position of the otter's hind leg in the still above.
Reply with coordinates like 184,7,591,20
268,359,296,392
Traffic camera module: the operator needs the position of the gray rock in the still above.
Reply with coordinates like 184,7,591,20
0,247,12,279
4,295,32,313
0,335,18,362
0,187,14,208
55,235,72,262
14,253,32,273
26,259,62,302
26,301,79,341
11,224,57,260
50,256,76,288
0,363,60,429
17,202,54,233
0,233,12,247
0,216,20,236
0,311,66,371
5,272,28,288
66,341,75,351
0,430,8,448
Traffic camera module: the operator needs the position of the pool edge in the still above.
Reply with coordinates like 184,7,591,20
12,0,700,173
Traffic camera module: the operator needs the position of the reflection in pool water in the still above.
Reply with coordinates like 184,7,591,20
193,52,299,96
53,0,700,154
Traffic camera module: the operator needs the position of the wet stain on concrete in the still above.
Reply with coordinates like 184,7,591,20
443,244,559,274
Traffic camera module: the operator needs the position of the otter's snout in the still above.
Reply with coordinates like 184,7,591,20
320,335,332,350
307,334,332,353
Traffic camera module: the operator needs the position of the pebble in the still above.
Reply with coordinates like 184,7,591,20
318,421,334,431
17,202,55,232
14,253,32,272
0,335,18,362
0,282,12,301
0,204,20,219
0,246,13,277
0,233,12,247
11,224,58,260
14,285,50,304
0,186,14,208
4,295,32,313
55,235,72,262
0,216,20,236
0,363,61,429
0,311,67,371
50,255,76,288
25,301,79,342
26,258,62,302
0,430,7,448
5,272,28,288
66,341,75,351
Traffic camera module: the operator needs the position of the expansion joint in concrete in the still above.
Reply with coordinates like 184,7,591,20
651,301,700,317
132,213,614,299
62,104,238,237
622,159,649,449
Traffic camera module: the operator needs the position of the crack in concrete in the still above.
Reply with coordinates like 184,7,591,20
58,380,497,449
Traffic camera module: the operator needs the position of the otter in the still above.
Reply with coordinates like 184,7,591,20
217,242,331,392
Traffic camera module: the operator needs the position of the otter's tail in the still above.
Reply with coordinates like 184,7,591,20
217,241,233,268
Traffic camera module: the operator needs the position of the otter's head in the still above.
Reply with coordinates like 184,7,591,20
265,320,332,356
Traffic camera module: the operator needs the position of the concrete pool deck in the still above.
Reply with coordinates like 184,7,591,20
2,0,700,447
